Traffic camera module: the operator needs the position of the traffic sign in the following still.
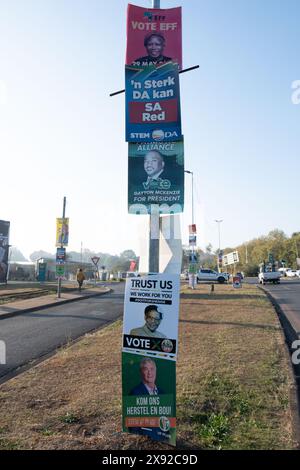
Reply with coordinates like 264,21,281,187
91,256,100,267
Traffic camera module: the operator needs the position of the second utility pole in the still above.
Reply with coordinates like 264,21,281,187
57,196,66,298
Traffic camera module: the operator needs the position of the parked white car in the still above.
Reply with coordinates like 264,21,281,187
197,269,228,284
286,269,298,277
278,267,288,277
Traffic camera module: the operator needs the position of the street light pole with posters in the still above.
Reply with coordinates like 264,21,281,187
185,170,196,289
148,1,161,274
215,219,223,273
57,196,66,299
109,0,200,276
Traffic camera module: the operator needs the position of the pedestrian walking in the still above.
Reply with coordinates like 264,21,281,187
76,268,85,292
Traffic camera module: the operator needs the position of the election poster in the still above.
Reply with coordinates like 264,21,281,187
233,276,242,288
189,235,196,246
129,260,137,272
0,220,10,283
125,62,182,142
122,351,176,446
189,224,197,234
56,264,65,279
56,247,66,264
122,274,180,357
126,4,182,70
128,140,184,214
56,218,69,247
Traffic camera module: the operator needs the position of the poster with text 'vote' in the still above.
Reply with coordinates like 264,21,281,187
126,4,182,70
122,274,180,358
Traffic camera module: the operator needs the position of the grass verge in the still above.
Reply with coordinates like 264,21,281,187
0,283,297,449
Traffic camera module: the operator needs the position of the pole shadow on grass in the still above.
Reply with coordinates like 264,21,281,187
180,293,264,301
179,318,280,331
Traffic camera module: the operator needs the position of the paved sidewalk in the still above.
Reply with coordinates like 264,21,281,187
0,287,111,320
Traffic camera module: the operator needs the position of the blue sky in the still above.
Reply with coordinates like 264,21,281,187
0,0,299,259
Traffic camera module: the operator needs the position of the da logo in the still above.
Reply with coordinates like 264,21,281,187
152,129,164,141
152,130,180,141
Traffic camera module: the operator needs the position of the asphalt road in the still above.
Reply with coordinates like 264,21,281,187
259,278,300,337
0,283,125,383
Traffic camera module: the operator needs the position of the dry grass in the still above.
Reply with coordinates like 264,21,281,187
0,283,297,450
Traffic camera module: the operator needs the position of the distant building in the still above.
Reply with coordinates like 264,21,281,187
8,259,95,281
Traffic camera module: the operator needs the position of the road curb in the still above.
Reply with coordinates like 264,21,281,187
258,285,300,448
0,289,112,321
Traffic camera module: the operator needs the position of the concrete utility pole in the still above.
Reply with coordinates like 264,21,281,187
57,196,66,298
185,170,195,288
148,0,161,274
215,219,223,273
185,170,194,225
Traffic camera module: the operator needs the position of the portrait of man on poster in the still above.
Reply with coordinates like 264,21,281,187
130,305,166,338
130,357,164,396
142,151,171,191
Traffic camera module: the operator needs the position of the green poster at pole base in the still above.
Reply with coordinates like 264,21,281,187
122,351,176,446
56,264,65,278
189,264,197,274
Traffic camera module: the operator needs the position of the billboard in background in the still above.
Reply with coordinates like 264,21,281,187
126,62,182,142
223,251,239,266
128,140,184,214
56,218,69,247
126,4,182,70
0,220,10,283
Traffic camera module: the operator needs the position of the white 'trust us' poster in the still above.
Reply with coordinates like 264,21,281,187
122,274,180,358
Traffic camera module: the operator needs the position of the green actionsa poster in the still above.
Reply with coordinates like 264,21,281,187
128,140,184,214
122,351,176,446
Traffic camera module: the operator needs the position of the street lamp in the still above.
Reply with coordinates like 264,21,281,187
185,170,194,224
215,219,223,273
185,170,195,288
